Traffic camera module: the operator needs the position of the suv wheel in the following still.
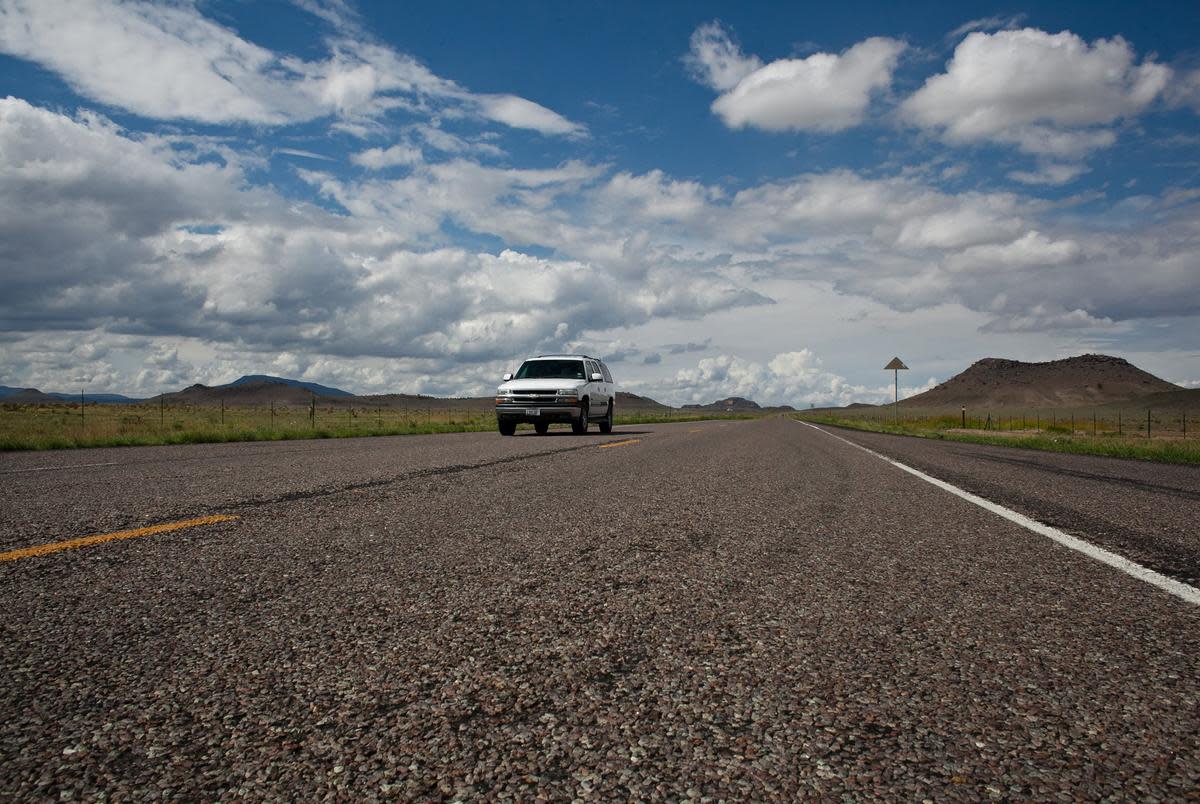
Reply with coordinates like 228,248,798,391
534,422,549,435
572,401,589,434
599,402,613,433
498,420,516,436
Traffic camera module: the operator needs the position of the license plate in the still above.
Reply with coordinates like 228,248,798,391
524,408,540,416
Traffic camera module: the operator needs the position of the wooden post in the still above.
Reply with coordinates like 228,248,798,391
1147,408,1151,439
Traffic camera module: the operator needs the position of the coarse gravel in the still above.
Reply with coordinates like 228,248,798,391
2,418,1197,800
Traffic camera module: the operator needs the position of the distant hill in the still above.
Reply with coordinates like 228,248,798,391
1,385,139,404
1,388,60,404
45,392,141,404
225,375,353,398
678,396,797,413
617,391,673,413
904,354,1181,409
683,396,762,412
154,381,327,407
1140,387,1200,409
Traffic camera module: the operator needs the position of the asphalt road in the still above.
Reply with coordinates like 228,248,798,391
1,419,1197,799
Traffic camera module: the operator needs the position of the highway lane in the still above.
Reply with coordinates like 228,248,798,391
1,418,1197,799
806,422,1200,588
0,428,643,551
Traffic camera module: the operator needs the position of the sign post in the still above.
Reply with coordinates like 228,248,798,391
884,357,908,424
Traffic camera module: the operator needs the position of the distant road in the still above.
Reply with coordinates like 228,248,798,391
2,419,1197,798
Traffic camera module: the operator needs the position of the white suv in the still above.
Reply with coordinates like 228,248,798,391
495,354,615,436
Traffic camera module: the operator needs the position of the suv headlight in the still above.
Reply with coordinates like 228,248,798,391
556,388,578,397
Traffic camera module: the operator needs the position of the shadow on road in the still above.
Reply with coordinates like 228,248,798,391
515,429,652,437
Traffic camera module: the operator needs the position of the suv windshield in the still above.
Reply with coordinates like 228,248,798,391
514,359,586,380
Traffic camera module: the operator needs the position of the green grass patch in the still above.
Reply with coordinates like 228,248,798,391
0,403,759,451
797,413,1200,466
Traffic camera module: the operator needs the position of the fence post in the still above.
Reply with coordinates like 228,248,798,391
1092,411,1096,437
160,395,165,431
1071,413,1075,434
1118,410,1122,436
270,401,275,429
221,398,225,426
310,397,315,428
961,406,966,428
1147,408,1151,439
1185,411,1188,438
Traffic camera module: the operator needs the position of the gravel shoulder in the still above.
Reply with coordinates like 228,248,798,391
2,418,1197,799
810,421,1200,587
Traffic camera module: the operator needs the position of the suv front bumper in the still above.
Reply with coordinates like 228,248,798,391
495,402,581,424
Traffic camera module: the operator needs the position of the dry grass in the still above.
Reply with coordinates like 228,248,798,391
0,403,757,451
798,405,1200,465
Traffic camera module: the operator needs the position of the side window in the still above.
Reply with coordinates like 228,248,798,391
586,360,600,380
600,362,613,383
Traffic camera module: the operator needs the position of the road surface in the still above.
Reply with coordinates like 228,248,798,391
2,418,1197,799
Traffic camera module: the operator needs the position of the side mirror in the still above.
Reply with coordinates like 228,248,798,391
590,373,603,382
502,373,513,381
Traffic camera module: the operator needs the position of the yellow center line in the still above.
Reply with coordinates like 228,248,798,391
598,438,641,449
0,514,239,563
688,428,703,433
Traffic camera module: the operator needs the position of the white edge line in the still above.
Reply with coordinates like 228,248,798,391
0,461,120,474
797,420,1200,606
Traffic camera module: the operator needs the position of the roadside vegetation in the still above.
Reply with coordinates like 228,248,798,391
798,408,1200,466
0,403,756,451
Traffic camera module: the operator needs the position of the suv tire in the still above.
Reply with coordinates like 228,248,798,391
534,422,549,435
498,421,516,436
572,400,589,434
599,402,613,433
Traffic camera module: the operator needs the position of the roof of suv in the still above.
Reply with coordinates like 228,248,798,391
531,354,603,361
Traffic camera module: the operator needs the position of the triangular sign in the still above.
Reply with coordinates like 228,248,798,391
884,357,908,370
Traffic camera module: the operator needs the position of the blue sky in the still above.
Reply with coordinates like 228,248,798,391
1,0,1198,404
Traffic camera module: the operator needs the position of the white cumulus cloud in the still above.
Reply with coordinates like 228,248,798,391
351,143,423,169
687,24,905,133
684,21,763,91
666,350,936,407
0,0,584,136
902,28,1170,158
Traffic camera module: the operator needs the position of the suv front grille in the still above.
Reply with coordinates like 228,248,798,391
508,390,563,404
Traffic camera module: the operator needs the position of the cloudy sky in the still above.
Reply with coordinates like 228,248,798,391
1,0,1198,405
